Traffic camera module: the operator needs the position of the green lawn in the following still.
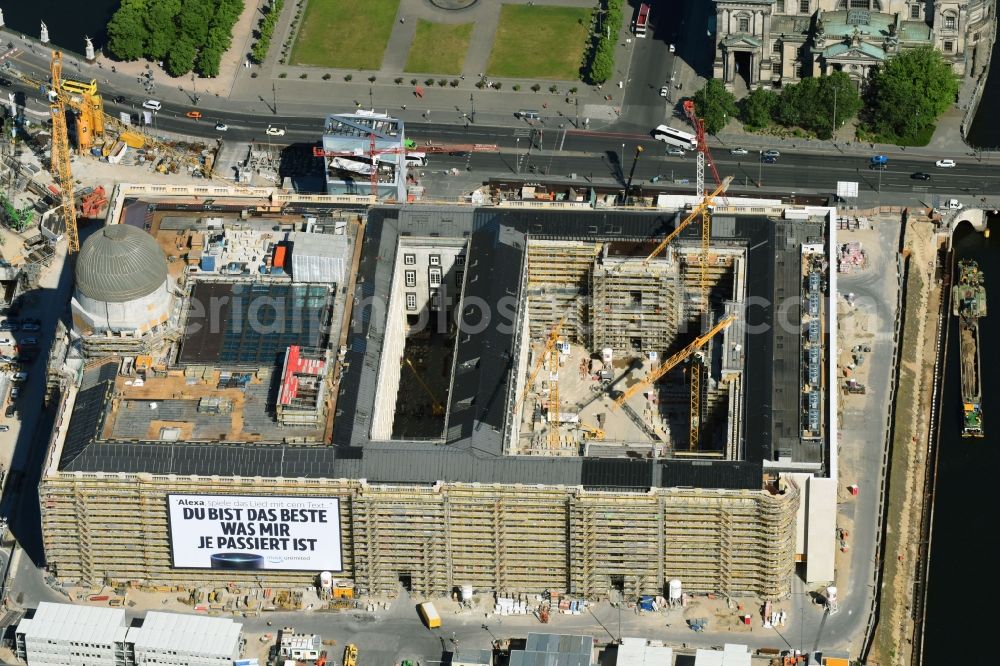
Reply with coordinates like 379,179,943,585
290,0,400,69
486,5,591,80
404,21,473,75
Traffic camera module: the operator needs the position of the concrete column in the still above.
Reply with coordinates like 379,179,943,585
728,51,736,82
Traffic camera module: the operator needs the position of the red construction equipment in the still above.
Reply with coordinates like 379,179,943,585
313,140,498,197
80,186,107,219
682,99,723,197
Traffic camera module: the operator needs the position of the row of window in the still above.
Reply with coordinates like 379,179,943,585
405,268,464,288
403,253,467,267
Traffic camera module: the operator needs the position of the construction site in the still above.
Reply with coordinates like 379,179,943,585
34,185,837,604
12,56,840,608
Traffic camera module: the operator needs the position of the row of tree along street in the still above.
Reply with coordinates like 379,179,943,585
107,0,246,78
692,47,960,146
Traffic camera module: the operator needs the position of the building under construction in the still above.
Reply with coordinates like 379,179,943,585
39,194,834,601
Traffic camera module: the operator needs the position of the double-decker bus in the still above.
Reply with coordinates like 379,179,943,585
653,124,697,150
634,3,650,37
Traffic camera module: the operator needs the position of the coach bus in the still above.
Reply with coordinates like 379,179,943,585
652,124,698,151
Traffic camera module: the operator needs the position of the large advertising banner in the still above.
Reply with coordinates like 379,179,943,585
167,495,342,571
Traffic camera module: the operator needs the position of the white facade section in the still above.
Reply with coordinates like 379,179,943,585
127,611,242,665
72,281,171,335
16,603,128,666
370,238,467,440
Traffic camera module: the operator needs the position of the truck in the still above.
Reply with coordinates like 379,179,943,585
417,601,441,629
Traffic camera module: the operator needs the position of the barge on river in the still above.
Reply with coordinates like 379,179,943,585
952,260,986,438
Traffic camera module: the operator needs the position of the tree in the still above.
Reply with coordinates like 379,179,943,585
197,45,223,77
166,38,197,76
693,79,737,134
866,46,959,141
739,86,778,130
818,71,861,138
143,0,181,61
107,1,149,61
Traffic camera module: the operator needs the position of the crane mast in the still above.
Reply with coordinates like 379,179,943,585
613,315,735,409
48,51,79,254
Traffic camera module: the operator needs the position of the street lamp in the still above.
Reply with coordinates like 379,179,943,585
757,150,763,188
369,86,373,109
470,92,475,123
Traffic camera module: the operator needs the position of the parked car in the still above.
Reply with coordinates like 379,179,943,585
729,147,748,155
9,387,18,399
666,147,686,157
669,44,676,53
762,149,781,158
21,322,40,332
935,159,956,168
0,320,17,331
945,199,964,210
0,425,9,432
658,86,670,98
265,126,285,136
20,337,37,346
911,172,931,180
12,371,27,382
5,405,16,418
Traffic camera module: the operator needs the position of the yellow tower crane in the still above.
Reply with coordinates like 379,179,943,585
641,177,731,266
47,51,79,254
403,357,445,417
517,317,565,448
613,315,735,409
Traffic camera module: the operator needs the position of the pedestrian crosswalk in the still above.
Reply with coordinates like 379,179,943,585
513,129,530,138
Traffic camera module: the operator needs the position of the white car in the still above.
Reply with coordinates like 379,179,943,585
215,123,228,132
935,159,956,168
265,126,285,137
666,147,685,157
141,100,162,111
659,86,670,98
12,371,27,382
730,147,748,155
945,199,964,210
669,44,676,53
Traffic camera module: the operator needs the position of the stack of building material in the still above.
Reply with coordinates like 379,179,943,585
494,597,529,615
837,242,866,273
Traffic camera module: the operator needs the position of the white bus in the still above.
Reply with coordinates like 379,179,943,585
405,151,427,166
652,124,697,150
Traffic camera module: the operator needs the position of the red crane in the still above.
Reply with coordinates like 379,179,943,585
313,139,499,197
682,99,724,199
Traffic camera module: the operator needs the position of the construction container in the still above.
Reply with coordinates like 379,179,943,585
273,244,287,269
119,131,146,149
417,601,441,628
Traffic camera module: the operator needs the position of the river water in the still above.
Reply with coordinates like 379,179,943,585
0,0,119,56
967,24,1000,148
921,213,1000,662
